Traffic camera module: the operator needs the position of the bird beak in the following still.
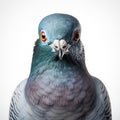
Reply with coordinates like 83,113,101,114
59,48,63,60
49,39,71,60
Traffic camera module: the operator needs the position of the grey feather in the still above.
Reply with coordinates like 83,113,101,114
9,13,112,120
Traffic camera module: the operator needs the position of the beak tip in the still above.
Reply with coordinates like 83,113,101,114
59,49,63,60
59,57,63,60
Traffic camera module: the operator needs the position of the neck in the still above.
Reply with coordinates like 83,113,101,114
28,44,89,82
25,44,97,116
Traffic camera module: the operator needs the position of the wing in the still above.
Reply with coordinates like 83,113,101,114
9,79,33,120
94,77,112,120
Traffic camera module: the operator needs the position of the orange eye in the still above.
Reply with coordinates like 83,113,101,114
73,31,80,42
40,30,47,42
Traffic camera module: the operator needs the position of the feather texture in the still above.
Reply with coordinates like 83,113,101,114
9,13,112,120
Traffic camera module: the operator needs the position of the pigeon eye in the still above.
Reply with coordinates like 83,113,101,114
40,30,47,42
73,31,80,42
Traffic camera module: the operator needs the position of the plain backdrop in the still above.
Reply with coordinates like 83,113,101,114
0,0,120,119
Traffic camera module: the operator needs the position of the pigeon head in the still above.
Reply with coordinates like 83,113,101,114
30,13,86,75
37,13,84,61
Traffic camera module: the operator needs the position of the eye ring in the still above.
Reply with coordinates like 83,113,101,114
73,31,80,42
40,30,47,42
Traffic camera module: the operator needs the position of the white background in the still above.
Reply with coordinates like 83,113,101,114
0,0,120,119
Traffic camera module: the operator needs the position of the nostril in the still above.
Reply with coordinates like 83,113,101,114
55,45,58,48
63,45,67,49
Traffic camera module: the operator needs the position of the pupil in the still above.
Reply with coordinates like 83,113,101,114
75,33,79,38
42,35,45,39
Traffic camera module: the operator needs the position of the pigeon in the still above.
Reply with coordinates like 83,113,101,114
9,13,112,120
